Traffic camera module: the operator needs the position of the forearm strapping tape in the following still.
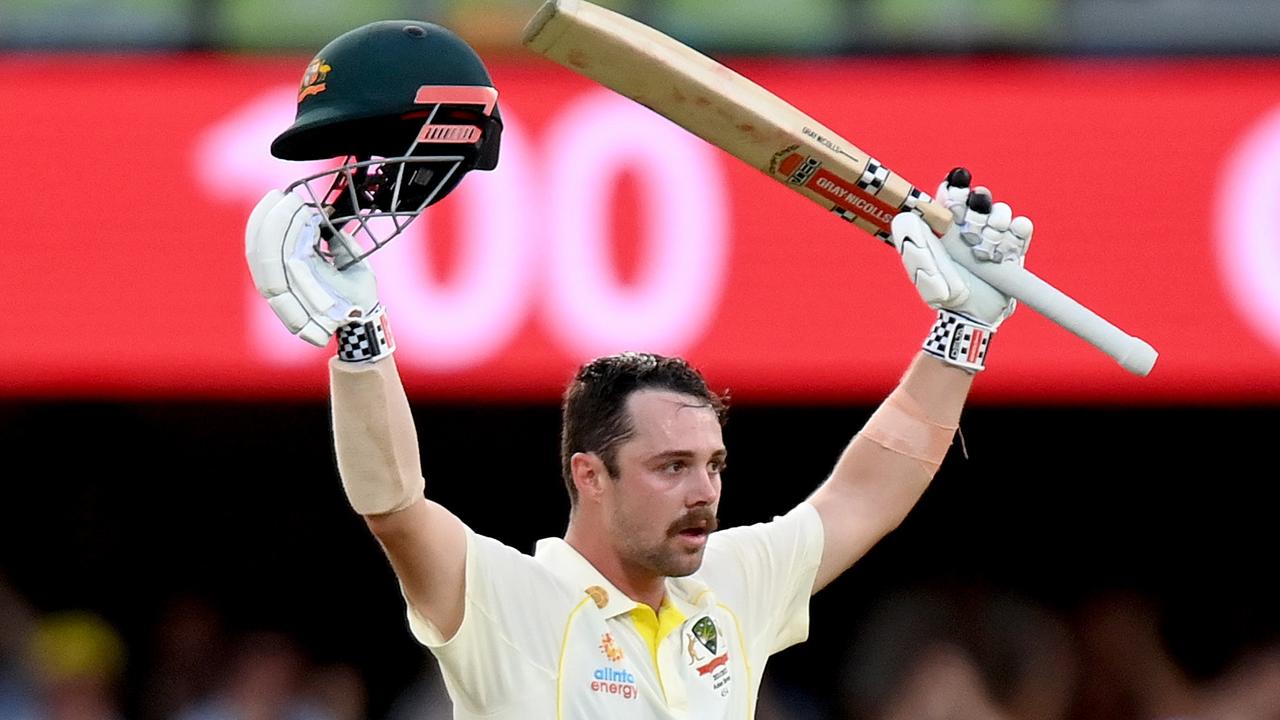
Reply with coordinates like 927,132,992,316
329,355,425,515
858,384,958,473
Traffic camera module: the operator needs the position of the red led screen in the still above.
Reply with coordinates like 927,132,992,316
4,56,1279,403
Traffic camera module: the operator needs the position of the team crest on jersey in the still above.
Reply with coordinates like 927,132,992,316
691,616,718,654
685,616,732,694
298,57,331,101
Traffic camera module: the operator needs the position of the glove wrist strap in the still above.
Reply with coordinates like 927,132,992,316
923,309,995,373
337,306,396,363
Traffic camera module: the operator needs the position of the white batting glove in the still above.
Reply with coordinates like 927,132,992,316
245,190,394,361
891,168,1034,371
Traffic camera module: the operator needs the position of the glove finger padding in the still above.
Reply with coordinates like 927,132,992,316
245,190,290,297
937,179,971,222
245,190,382,347
936,224,1020,327
1011,216,1034,256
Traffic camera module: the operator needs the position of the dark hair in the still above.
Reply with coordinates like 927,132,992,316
560,352,728,506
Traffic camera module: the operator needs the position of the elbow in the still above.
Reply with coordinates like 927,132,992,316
362,496,427,540
339,469,426,517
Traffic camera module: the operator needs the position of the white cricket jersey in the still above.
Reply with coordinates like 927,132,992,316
405,502,825,719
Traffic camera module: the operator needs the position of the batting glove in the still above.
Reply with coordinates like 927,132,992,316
245,190,394,362
891,168,1034,371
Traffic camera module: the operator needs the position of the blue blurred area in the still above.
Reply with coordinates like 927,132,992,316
2,0,1279,53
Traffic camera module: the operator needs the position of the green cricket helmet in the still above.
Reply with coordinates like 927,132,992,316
272,20,503,267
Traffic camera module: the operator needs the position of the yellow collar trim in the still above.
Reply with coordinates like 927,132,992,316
628,597,687,668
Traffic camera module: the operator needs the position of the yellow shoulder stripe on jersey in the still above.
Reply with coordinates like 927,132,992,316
556,596,594,720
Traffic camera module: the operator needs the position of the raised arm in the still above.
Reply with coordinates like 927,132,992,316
246,190,468,638
330,356,468,639
807,169,1034,592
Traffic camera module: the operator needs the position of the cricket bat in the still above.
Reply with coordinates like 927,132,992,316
522,0,1158,376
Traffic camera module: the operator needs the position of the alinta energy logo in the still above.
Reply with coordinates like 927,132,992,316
592,632,636,699
590,666,637,700
1218,103,1280,355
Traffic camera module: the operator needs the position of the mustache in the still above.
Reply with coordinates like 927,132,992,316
667,508,719,536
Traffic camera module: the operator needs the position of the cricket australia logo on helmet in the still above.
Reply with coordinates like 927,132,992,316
269,20,504,269
297,57,331,101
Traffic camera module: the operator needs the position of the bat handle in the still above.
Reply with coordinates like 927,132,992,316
939,230,1159,376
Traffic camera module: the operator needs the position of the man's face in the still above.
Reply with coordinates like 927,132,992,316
603,389,725,578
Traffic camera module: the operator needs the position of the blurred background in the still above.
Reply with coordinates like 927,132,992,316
3,1,1280,719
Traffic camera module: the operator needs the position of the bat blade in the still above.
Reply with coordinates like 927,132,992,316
522,0,1158,376
522,0,951,240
